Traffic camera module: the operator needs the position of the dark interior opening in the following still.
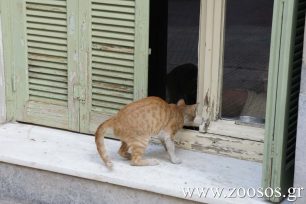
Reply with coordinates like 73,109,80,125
148,0,168,99
148,0,200,106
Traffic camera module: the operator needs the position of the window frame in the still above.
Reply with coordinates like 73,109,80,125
196,0,265,141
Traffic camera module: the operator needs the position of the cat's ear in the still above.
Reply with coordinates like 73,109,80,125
177,99,186,107
191,104,198,114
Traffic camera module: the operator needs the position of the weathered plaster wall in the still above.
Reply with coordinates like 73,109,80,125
0,18,6,124
294,17,306,204
0,162,198,204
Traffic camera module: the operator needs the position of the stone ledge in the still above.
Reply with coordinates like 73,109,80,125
0,123,265,204
0,162,192,204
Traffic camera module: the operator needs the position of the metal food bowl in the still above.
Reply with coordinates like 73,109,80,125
235,116,265,128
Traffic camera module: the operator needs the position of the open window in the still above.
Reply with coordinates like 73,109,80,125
197,0,274,141
149,0,274,136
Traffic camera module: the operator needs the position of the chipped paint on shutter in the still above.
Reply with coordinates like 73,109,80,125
4,0,149,133
84,0,149,133
6,0,80,130
91,0,135,115
26,0,69,106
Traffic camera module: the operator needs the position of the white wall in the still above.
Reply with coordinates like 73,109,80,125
294,17,306,204
0,17,6,123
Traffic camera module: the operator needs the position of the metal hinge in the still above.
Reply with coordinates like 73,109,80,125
148,48,152,55
73,84,85,104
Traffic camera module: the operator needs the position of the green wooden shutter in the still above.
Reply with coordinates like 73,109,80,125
2,0,150,133
263,0,305,202
6,0,80,131
79,0,150,133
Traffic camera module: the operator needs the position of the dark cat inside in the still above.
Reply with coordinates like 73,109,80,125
166,63,198,105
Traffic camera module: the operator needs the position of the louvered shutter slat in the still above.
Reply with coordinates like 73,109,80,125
27,41,67,52
92,69,134,80
92,37,134,47
26,0,66,6
92,50,134,60
28,48,67,58
92,11,135,20
26,10,67,19
27,29,67,39
27,22,67,32
29,78,67,89
29,67,67,76
92,4,135,13
92,75,133,86
92,24,134,34
92,0,135,7
92,81,134,93
92,31,135,41
27,35,67,45
92,56,134,67
92,101,125,110
26,3,67,13
92,87,134,99
92,62,134,73
28,60,67,70
92,18,135,27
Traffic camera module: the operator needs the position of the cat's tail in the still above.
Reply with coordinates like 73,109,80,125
95,117,114,169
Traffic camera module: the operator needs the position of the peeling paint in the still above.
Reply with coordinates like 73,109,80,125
93,81,133,93
68,15,75,35
20,38,25,47
204,90,210,107
92,44,134,54
73,50,78,61
174,130,264,162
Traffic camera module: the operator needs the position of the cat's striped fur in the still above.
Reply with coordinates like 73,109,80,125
95,96,197,168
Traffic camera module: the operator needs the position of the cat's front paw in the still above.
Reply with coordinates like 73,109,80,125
171,157,182,164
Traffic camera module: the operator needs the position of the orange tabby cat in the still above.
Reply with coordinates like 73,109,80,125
95,96,197,168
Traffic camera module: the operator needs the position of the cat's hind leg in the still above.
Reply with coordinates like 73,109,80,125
130,145,159,166
118,141,131,160
160,131,182,164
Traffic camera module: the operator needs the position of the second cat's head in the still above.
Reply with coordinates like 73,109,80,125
177,99,197,123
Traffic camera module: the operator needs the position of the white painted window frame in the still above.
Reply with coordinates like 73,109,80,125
196,0,264,141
